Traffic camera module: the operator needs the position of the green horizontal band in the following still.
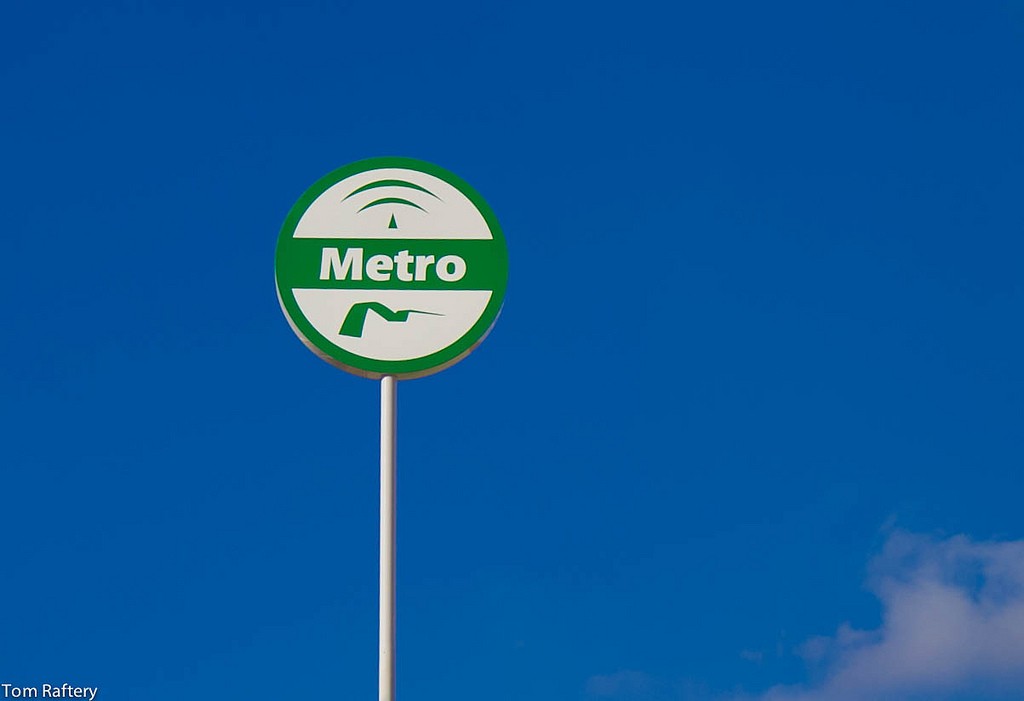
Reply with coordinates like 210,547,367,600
276,238,507,291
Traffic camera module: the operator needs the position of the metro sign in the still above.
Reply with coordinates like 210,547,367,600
275,157,508,379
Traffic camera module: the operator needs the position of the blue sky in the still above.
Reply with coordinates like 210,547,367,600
2,2,1023,700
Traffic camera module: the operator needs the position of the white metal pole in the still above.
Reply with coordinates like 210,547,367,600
379,375,397,701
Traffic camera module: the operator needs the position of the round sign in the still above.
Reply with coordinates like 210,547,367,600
275,157,508,380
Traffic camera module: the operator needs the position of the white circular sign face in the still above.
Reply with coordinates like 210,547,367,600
275,158,508,379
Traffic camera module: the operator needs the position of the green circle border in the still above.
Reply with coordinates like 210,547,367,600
275,157,508,380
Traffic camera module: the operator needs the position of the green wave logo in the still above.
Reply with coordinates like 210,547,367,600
339,301,442,338
356,197,426,213
342,179,442,228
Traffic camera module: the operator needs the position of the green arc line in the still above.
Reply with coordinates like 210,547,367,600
342,179,441,201
357,197,427,213
339,301,442,338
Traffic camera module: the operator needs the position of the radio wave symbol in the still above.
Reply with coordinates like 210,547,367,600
339,301,442,338
341,179,442,229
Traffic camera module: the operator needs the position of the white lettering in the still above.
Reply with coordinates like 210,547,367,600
436,255,466,282
367,254,394,281
394,250,414,282
318,248,467,284
414,255,435,281
36,685,96,700
320,247,363,281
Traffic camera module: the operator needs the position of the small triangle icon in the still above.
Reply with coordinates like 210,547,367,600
388,214,398,229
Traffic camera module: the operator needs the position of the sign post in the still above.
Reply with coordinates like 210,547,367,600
379,375,396,701
275,157,508,701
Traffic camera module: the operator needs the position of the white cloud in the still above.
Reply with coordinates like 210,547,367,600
751,529,1024,701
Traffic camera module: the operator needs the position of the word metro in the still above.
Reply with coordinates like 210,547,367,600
320,247,467,283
